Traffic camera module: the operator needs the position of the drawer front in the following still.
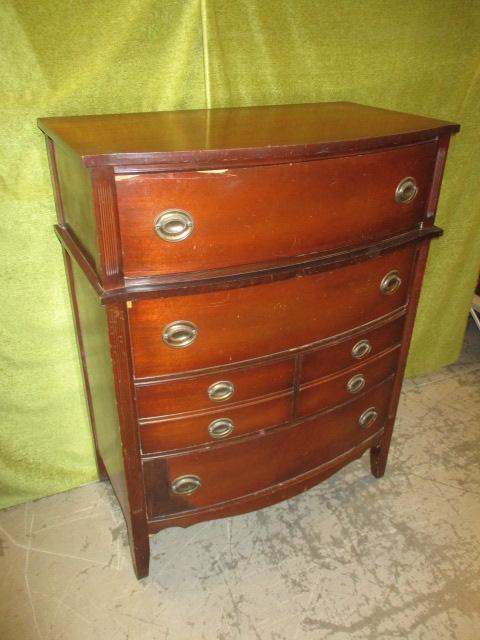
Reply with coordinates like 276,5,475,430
297,348,399,417
129,244,416,378
116,142,436,276
143,379,392,517
136,358,294,418
301,316,404,383
140,391,292,454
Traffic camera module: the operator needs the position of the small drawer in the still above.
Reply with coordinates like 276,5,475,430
297,347,399,417
136,358,294,419
300,317,404,384
129,244,416,378
116,142,436,277
142,379,392,517
140,391,293,453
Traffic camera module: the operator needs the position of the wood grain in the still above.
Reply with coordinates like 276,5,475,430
129,244,416,378
140,390,293,454
143,378,393,518
297,347,399,417
146,433,382,532
38,102,459,168
136,357,294,418
116,142,437,276
300,316,404,383
53,144,100,270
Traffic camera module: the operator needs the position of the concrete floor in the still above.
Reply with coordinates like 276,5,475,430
1,320,479,640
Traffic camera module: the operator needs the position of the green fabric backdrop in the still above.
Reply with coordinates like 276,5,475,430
1,0,479,509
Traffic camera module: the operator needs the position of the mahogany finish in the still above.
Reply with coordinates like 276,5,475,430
300,316,405,383
54,144,100,270
136,357,294,418
129,244,415,378
143,379,393,519
297,347,399,417
38,102,458,168
116,142,436,276
140,391,293,454
38,102,459,579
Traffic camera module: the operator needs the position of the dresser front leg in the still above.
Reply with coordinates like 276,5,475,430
370,424,394,479
370,444,385,478
128,527,150,579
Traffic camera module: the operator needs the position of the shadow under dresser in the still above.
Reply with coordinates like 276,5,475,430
38,102,459,578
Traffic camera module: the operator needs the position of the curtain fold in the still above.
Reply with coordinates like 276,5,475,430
0,0,206,508
1,0,479,508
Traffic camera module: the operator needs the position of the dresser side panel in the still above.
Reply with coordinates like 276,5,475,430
54,143,100,270
69,262,149,576
69,261,127,502
63,251,107,480
370,136,453,476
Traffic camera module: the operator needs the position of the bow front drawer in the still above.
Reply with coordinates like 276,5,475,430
129,244,416,378
116,142,436,277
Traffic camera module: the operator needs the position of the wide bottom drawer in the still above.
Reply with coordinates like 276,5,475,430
143,378,393,519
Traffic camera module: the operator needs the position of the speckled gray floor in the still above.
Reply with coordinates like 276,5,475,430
1,319,479,640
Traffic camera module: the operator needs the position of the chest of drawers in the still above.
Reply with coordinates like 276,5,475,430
38,102,459,578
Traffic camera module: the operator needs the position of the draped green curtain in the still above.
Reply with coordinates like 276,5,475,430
1,0,479,508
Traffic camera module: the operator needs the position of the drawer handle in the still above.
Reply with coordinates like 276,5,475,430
208,380,235,402
208,418,234,439
358,407,378,429
154,209,194,242
171,474,202,495
162,321,198,348
351,339,372,360
347,374,366,394
380,270,402,295
395,177,418,204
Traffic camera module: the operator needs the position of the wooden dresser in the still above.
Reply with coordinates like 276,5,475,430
38,102,459,578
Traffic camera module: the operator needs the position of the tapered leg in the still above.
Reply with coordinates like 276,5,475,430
129,527,150,579
370,420,394,478
370,443,387,478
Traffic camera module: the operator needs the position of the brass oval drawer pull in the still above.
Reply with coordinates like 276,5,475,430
347,374,366,394
162,321,198,348
207,380,235,402
358,407,378,429
171,474,202,495
380,270,402,295
154,209,194,242
395,177,418,204
208,418,234,439
351,339,372,360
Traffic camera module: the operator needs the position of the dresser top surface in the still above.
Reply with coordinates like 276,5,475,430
38,101,459,168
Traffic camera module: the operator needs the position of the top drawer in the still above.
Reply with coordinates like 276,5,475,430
115,142,437,277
